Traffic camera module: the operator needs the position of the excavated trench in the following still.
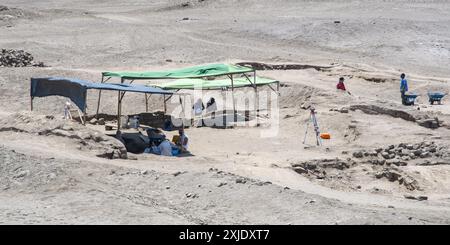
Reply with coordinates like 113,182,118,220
236,62,333,71
346,104,443,129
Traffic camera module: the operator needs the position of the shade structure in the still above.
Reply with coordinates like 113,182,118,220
31,77,173,111
150,77,279,90
102,63,254,80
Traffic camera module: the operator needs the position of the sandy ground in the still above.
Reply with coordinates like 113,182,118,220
1,0,450,224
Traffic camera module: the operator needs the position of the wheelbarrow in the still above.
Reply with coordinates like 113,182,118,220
428,92,446,105
404,93,418,106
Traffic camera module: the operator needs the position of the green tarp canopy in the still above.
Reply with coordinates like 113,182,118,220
102,63,254,80
151,77,279,90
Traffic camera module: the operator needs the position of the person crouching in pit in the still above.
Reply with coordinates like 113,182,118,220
337,77,351,95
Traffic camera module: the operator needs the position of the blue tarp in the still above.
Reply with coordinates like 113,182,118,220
31,77,173,111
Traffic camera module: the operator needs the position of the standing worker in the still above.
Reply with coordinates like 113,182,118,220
400,73,409,105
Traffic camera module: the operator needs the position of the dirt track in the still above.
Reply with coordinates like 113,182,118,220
1,0,450,224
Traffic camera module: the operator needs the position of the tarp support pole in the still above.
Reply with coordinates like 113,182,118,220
117,78,124,132
254,71,259,124
179,95,185,128
83,93,87,125
163,94,167,113
30,96,34,111
230,74,236,122
145,93,149,112
95,75,111,119
267,84,278,94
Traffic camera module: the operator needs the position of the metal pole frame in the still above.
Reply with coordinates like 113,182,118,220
95,75,111,118
228,74,236,123
116,78,125,132
83,92,88,125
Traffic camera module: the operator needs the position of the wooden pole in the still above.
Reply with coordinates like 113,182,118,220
30,96,33,111
117,91,121,131
180,95,185,128
83,93,87,125
230,74,236,122
163,94,167,114
96,74,104,119
117,78,124,132
253,71,258,124
145,93,149,112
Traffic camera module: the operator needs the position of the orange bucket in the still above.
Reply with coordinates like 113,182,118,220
320,133,331,139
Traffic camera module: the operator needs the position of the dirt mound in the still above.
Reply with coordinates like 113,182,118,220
0,49,45,67
0,112,127,159
279,83,320,109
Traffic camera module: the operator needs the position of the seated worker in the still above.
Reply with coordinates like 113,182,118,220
336,77,351,95
158,136,173,156
175,128,189,153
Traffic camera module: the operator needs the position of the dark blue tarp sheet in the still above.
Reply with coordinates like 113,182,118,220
31,77,173,111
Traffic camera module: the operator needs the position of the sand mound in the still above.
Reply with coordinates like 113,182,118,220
0,112,127,159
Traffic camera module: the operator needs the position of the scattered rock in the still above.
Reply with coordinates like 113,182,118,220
376,168,420,191
97,118,105,125
13,170,29,179
353,151,364,158
417,118,440,129
235,178,247,184
185,192,198,198
217,182,227,187
89,118,98,125
404,195,428,201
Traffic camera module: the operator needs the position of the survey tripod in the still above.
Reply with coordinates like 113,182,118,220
303,107,322,146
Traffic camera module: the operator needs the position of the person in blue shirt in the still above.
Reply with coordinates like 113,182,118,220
400,73,408,105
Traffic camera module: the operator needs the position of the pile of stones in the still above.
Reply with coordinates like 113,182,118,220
0,49,45,67
292,158,355,179
374,167,420,191
352,142,446,166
